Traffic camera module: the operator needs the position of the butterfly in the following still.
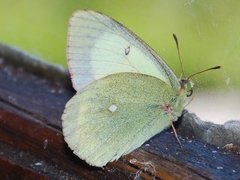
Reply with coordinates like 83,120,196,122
62,10,220,167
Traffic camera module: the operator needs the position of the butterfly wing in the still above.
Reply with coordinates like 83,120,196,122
67,10,180,92
62,73,184,167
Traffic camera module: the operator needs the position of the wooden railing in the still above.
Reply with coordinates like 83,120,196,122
0,43,239,179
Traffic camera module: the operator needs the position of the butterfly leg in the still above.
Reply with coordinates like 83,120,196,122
170,121,182,148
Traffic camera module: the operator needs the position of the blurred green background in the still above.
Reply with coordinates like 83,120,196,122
0,0,240,123
0,0,239,122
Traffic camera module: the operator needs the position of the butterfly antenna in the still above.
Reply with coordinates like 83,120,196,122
173,33,185,78
187,66,221,80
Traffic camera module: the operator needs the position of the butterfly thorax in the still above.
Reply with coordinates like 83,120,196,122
164,78,193,121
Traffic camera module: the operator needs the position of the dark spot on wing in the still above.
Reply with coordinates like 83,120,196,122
125,46,130,55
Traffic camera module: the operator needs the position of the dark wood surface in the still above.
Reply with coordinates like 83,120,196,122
0,43,239,179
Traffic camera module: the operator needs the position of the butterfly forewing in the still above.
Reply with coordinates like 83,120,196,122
67,10,180,91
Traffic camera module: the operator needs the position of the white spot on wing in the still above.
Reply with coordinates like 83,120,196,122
108,104,117,113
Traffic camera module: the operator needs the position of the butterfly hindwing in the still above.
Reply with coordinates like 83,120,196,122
62,73,183,167
67,10,180,92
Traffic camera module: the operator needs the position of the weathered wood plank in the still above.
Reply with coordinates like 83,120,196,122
0,156,48,180
0,43,239,179
0,103,206,179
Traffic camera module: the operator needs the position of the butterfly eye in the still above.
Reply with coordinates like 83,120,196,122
187,88,193,97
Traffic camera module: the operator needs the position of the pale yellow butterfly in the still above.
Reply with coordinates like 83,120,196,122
62,10,220,167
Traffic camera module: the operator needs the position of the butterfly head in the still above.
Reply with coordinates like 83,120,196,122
178,65,221,97
173,34,220,97
179,78,194,97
